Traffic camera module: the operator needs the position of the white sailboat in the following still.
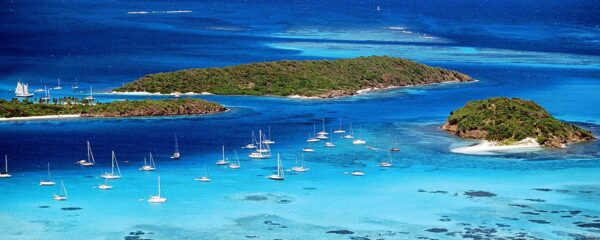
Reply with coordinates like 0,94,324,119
147,176,167,203
77,141,95,167
170,135,181,159
351,154,365,176
352,126,366,145
140,152,156,171
0,155,12,178
39,162,56,186
379,151,393,167
101,151,122,179
249,130,271,159
228,150,241,169
53,180,68,201
41,86,50,101
34,79,45,93
72,78,79,89
53,78,62,90
343,124,355,139
333,117,346,134
292,154,309,172
244,131,257,149
98,177,112,190
268,154,285,180
302,140,315,152
15,80,34,97
317,118,328,136
194,163,211,182
262,126,275,144
325,129,336,148
307,124,321,142
84,86,95,101
216,145,229,165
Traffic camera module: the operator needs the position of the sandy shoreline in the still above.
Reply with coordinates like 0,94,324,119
451,137,543,155
0,114,81,122
108,91,213,96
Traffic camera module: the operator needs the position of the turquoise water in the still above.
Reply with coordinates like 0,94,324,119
2,0,600,239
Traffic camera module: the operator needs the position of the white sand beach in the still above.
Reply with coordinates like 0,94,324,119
0,114,81,122
451,137,543,155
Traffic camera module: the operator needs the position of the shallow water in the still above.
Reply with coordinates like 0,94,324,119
1,0,600,239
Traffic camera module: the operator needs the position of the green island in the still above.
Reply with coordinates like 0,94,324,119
442,97,595,148
114,56,474,98
0,98,226,118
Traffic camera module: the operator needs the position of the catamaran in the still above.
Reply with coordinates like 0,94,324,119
379,151,394,167
249,130,271,159
98,177,112,190
194,163,211,182
171,135,181,159
343,124,355,139
53,180,68,201
216,145,229,165
228,150,241,169
325,129,336,147
352,126,366,145
53,78,62,90
15,80,34,97
77,141,96,167
140,152,156,171
268,154,285,180
101,151,122,179
0,155,11,178
84,86,94,101
244,131,257,149
292,154,309,172
333,117,346,134
307,124,321,142
262,126,275,144
147,176,167,203
39,162,56,186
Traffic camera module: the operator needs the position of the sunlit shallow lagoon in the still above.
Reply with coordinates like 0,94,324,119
2,0,600,239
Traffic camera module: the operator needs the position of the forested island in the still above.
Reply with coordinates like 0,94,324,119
442,97,595,148
0,98,226,119
113,56,474,98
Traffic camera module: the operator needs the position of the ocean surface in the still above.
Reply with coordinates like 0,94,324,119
1,0,600,239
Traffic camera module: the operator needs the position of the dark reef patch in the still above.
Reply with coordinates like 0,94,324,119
464,190,496,197
524,198,546,202
61,207,82,211
529,219,550,224
38,205,50,208
425,228,448,233
327,229,354,234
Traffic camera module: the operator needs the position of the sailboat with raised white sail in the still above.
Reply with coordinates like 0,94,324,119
101,151,122,179
171,135,181,159
39,162,56,186
228,150,241,169
292,154,309,172
53,180,68,201
140,152,156,171
0,155,11,178
216,145,229,165
53,78,62,90
249,130,271,159
334,117,346,134
147,176,167,203
15,80,34,97
77,141,95,167
268,154,285,180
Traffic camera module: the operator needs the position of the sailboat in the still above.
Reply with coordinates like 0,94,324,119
41,86,50,101
216,145,229,165
147,176,167,203
343,124,355,139
139,152,156,171
53,78,62,90
0,155,11,178
333,117,346,134
244,131,257,149
306,124,320,142
317,118,328,136
325,129,336,148
101,151,122,179
53,180,68,201
262,126,275,144
268,154,285,180
249,130,271,159
228,150,241,169
77,141,96,167
39,162,56,186
34,79,45,93
194,163,211,182
302,140,315,152
72,78,79,89
170,135,181,159
84,86,95,101
15,80,34,97
98,177,112,190
352,126,366,145
292,154,309,172
379,151,393,167
351,154,365,176
377,5,381,11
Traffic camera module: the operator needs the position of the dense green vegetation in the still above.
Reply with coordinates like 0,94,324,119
114,56,473,97
442,97,595,147
0,98,226,118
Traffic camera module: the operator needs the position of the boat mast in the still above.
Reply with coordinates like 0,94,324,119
4,154,7,172
221,145,225,161
150,152,155,168
157,176,161,197
61,180,68,198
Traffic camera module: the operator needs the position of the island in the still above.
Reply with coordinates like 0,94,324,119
0,98,226,120
442,97,595,153
113,56,474,98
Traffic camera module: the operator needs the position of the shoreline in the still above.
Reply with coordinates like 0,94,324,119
0,108,230,122
451,137,543,155
107,91,213,96
0,114,81,122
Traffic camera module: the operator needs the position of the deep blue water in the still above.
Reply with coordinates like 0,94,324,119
1,1,600,239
